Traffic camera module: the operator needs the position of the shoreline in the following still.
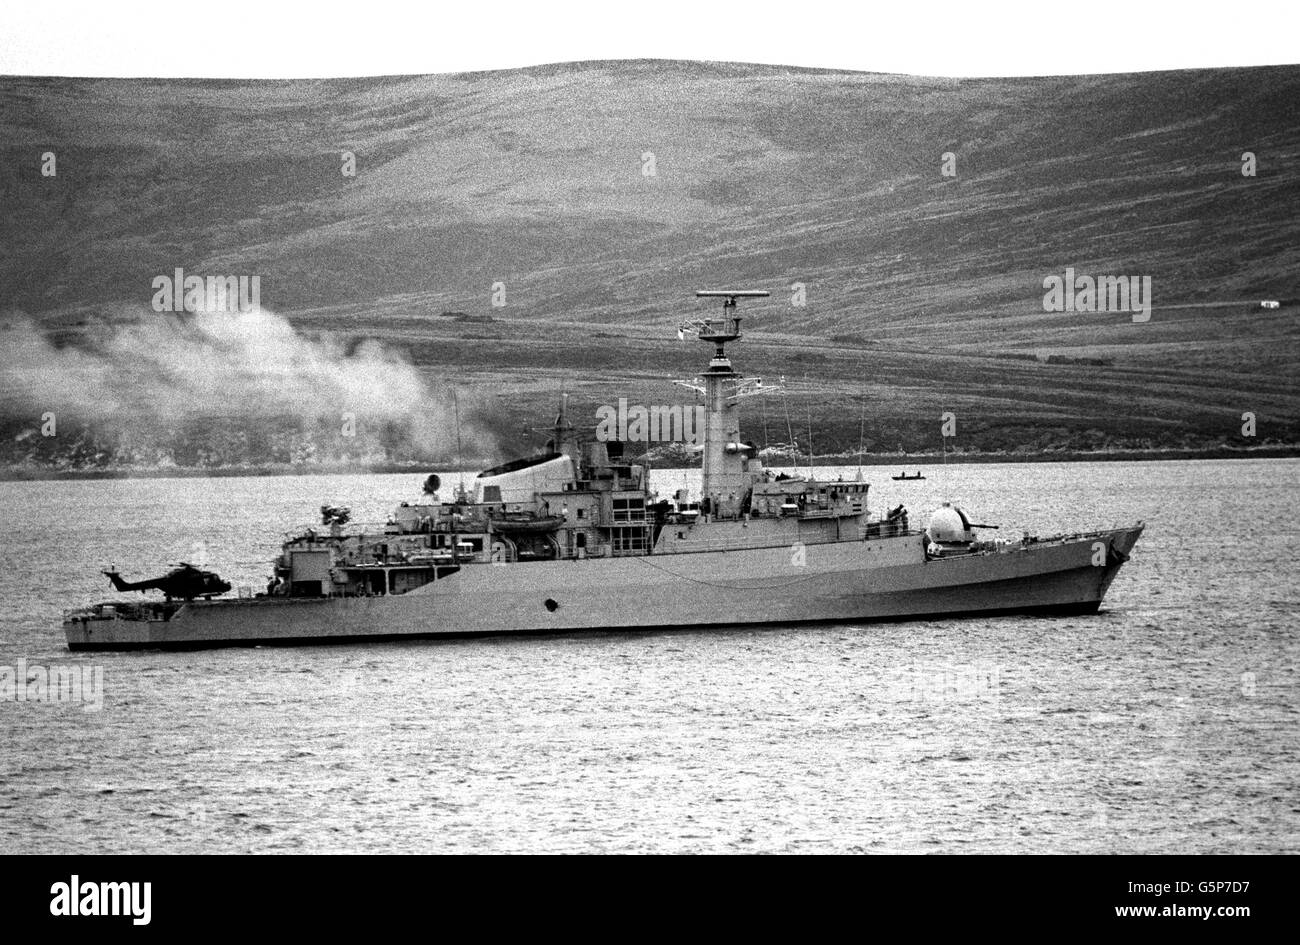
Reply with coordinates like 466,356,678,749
2,445,1295,482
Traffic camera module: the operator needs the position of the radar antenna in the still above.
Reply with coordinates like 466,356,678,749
675,289,782,400
678,290,770,361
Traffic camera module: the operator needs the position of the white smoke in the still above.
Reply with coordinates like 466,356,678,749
0,305,484,457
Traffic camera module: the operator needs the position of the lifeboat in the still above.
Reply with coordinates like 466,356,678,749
489,513,566,534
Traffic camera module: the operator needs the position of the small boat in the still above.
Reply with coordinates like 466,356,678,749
489,513,568,534
892,471,925,481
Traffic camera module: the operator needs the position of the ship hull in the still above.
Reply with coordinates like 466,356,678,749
64,525,1142,651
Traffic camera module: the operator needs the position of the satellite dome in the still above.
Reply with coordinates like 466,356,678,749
927,503,973,543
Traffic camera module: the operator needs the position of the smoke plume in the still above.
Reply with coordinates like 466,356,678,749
0,305,490,465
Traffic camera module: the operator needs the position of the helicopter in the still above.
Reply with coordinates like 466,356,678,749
102,563,232,601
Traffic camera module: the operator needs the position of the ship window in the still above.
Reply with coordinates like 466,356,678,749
612,497,646,523
611,527,648,554
483,485,502,503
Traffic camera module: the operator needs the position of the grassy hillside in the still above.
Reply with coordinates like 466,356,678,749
1,60,1297,471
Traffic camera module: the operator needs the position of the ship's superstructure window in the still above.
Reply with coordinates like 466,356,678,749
610,527,648,554
612,497,646,523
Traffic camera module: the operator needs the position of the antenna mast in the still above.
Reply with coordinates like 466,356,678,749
857,393,866,481
805,378,815,481
677,290,776,516
453,388,465,494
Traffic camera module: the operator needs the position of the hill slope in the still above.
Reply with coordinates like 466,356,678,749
1,60,1297,469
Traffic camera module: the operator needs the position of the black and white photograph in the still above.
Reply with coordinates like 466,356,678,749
0,0,1295,896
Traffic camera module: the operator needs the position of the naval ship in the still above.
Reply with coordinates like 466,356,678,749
64,290,1143,651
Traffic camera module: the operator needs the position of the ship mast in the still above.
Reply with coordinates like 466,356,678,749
678,290,772,517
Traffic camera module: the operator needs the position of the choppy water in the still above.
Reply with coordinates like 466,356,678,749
0,459,1296,853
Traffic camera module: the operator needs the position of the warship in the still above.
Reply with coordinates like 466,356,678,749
64,290,1143,651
